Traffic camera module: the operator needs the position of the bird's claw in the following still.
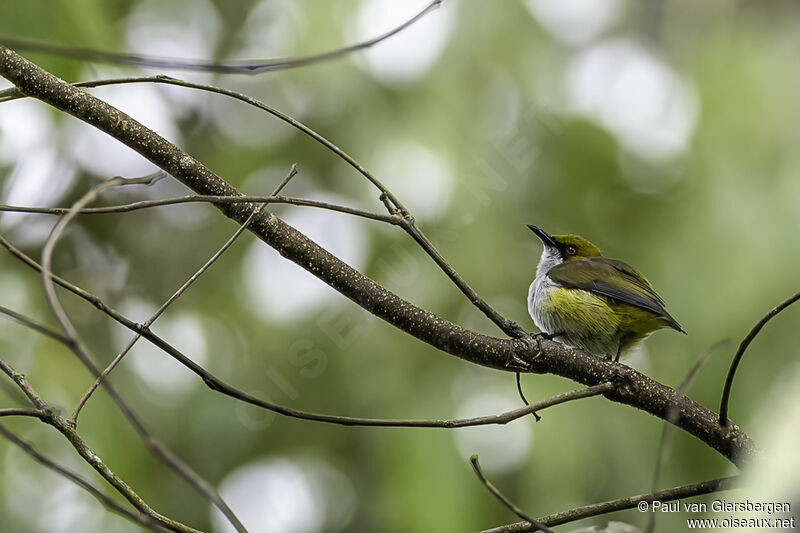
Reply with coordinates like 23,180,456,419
506,333,549,371
532,331,558,341
507,330,565,370
528,330,563,355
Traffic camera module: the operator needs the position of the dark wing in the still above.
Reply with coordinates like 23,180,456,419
595,257,665,306
547,257,684,332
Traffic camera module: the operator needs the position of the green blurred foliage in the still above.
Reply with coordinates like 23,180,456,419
0,1,799,532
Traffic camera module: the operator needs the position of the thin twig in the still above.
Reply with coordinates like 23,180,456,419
5,286,613,427
400,220,528,337
0,224,754,463
515,372,540,422
82,75,523,337
0,305,70,344
72,165,297,422
0,47,756,465
482,476,739,533
0,376,33,407
470,455,555,533
0,360,200,533
678,340,730,393
0,1,442,74
0,180,612,429
0,424,159,530
0,360,45,408
71,203,264,420
0,72,525,334
378,192,397,214
35,174,248,533
646,339,729,533
0,407,44,418
0,193,398,223
270,163,298,195
0,72,532,339
0,240,612,427
40,173,159,348
57,75,408,213
719,290,800,425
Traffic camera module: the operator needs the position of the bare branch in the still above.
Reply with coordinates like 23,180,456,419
0,72,525,337
0,376,33,407
482,476,739,533
0,193,399,224
269,163,298,195
78,75,409,212
0,46,756,465
0,360,46,408
4,288,614,428
90,73,524,337
0,425,159,531
0,360,200,533
0,407,44,418
0,304,70,344
400,218,528,337
34,173,247,533
72,165,297,424
719,290,800,425
0,1,442,74
40,173,158,354
470,455,555,533
0,242,612,429
646,339,729,533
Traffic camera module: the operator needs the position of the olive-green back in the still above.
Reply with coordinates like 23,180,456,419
547,256,683,332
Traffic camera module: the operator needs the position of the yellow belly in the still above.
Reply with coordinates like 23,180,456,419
540,287,669,358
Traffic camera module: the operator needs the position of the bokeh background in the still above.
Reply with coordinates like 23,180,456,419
1,0,799,531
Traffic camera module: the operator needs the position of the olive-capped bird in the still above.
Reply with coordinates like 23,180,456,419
527,225,685,361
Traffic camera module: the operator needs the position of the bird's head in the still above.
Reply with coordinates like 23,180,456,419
527,225,602,274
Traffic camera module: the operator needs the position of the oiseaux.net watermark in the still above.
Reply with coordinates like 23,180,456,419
638,499,795,529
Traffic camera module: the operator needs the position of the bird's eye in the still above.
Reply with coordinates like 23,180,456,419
565,245,577,256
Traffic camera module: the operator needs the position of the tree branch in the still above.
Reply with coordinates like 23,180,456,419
0,360,200,533
0,304,70,344
719,290,800,425
0,424,160,531
646,339,729,533
0,45,756,466
0,73,523,337
0,1,442,74
0,237,615,431
1,295,614,428
72,166,296,423
470,455,555,533
0,193,399,224
482,476,739,532
31,170,249,533
0,407,44,418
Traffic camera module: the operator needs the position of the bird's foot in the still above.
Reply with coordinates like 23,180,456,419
508,331,563,370
532,331,563,341
532,331,565,352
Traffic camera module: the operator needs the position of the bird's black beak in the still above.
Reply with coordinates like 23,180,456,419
527,225,557,249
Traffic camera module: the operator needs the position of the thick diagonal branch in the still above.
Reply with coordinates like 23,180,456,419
0,45,755,466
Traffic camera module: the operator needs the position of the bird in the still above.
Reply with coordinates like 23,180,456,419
526,225,685,361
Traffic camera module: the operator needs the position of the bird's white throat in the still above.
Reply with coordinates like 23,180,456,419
528,246,562,335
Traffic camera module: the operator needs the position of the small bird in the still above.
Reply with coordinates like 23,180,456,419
527,225,685,361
